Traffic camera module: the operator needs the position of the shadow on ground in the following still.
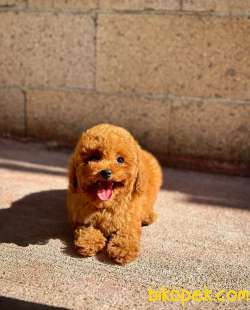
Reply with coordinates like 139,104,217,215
0,190,75,254
162,169,250,210
0,138,70,168
0,296,68,310
0,189,118,262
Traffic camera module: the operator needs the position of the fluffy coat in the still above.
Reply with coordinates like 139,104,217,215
67,124,162,264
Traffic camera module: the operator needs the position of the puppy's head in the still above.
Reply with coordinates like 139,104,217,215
69,124,141,208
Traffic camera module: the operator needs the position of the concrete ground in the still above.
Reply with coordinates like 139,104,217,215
0,138,249,310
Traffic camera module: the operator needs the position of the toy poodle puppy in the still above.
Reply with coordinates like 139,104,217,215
67,124,162,264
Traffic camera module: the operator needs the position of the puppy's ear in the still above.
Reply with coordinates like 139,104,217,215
68,155,78,192
134,149,144,195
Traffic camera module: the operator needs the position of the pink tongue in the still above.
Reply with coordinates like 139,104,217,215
97,183,113,201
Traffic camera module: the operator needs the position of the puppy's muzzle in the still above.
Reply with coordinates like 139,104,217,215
100,169,112,180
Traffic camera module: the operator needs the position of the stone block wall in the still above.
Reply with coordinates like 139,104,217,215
0,1,249,173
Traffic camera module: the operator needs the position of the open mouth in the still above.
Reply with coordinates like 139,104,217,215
93,180,124,201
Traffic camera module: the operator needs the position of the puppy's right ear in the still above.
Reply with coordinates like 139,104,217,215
68,155,78,192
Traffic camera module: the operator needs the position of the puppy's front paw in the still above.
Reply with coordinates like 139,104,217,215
107,234,140,265
74,226,106,257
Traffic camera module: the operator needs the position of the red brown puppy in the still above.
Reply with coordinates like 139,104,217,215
67,124,162,264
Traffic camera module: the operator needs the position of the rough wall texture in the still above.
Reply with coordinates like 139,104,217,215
0,1,249,171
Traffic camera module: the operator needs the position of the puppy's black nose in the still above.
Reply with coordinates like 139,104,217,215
100,169,112,179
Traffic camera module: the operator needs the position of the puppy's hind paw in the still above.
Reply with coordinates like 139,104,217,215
142,211,157,226
74,226,106,257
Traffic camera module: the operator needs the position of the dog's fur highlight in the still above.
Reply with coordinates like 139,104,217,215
67,124,162,264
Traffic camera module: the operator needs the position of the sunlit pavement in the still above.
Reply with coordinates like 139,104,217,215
0,138,249,310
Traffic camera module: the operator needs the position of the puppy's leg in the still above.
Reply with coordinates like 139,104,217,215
107,224,141,265
74,226,106,257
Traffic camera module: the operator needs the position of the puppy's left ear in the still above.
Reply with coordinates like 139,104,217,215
68,155,78,192
134,148,144,195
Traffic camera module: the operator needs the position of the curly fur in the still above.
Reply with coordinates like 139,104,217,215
67,124,162,264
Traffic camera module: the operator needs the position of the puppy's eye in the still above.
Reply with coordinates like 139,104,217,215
116,156,124,164
88,152,101,162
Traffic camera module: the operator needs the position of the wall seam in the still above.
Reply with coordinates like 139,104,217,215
0,85,248,105
167,98,174,157
93,12,98,91
22,89,28,137
0,8,250,17
180,0,183,10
